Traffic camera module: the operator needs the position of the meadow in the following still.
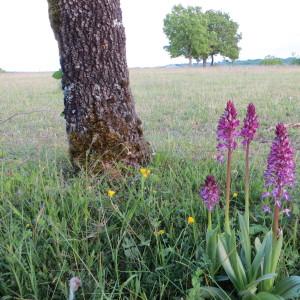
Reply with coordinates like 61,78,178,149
0,66,300,299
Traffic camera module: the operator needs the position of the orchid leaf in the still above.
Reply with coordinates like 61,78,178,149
255,237,262,253
244,273,277,294
261,231,283,291
271,232,283,274
218,235,240,289
260,232,273,291
238,213,252,277
199,286,233,300
218,232,247,290
227,231,247,288
250,233,270,281
206,226,219,274
272,276,300,299
249,292,283,299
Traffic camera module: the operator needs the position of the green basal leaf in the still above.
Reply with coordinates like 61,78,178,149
260,231,283,292
248,292,284,300
199,286,233,300
227,231,248,288
206,227,219,274
271,232,283,274
240,273,277,297
238,213,252,277
218,232,247,290
260,232,274,291
272,276,300,299
255,237,262,253
250,233,270,281
218,235,240,289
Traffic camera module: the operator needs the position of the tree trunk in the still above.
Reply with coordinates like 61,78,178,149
47,0,151,171
211,54,214,66
188,57,192,66
203,58,207,68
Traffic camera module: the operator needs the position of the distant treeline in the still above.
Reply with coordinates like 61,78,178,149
219,56,300,66
165,56,300,68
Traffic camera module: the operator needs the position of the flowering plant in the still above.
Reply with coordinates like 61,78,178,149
200,175,220,274
198,102,300,299
216,101,240,233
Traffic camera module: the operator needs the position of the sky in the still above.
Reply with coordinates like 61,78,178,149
0,0,299,71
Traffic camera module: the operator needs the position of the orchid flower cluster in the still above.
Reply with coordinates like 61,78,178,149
201,100,295,234
197,101,299,299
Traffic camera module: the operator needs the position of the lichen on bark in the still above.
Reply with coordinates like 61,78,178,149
47,0,151,172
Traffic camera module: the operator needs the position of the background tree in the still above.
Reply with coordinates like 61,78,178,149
163,5,209,66
163,6,241,67
47,0,150,172
205,10,241,65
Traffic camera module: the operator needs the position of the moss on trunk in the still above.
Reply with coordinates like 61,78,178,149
47,0,151,172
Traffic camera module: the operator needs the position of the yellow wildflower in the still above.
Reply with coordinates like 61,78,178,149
140,168,151,178
107,189,116,198
154,229,165,236
233,192,238,198
187,216,195,224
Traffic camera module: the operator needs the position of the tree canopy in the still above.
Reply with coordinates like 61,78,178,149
163,6,242,66
163,5,209,66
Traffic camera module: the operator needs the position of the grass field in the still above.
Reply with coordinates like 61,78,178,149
0,66,300,299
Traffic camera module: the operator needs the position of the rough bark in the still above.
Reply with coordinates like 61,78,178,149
47,0,151,171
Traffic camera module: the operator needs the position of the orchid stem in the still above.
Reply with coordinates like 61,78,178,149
208,211,212,231
245,142,250,231
225,149,232,233
273,188,282,237
273,202,280,237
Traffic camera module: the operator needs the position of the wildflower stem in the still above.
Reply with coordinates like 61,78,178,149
245,142,250,230
272,186,283,237
208,211,212,231
273,202,280,237
225,149,232,233
273,204,280,236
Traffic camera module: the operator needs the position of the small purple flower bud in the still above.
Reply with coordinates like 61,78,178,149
261,191,271,199
216,152,224,163
264,123,296,207
275,199,282,208
69,277,81,300
262,205,271,214
282,208,291,217
200,175,220,212
241,103,259,145
216,101,240,160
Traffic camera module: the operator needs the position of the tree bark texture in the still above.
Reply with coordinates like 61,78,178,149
47,0,151,170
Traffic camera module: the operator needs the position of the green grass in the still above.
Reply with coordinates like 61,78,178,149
0,67,300,299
